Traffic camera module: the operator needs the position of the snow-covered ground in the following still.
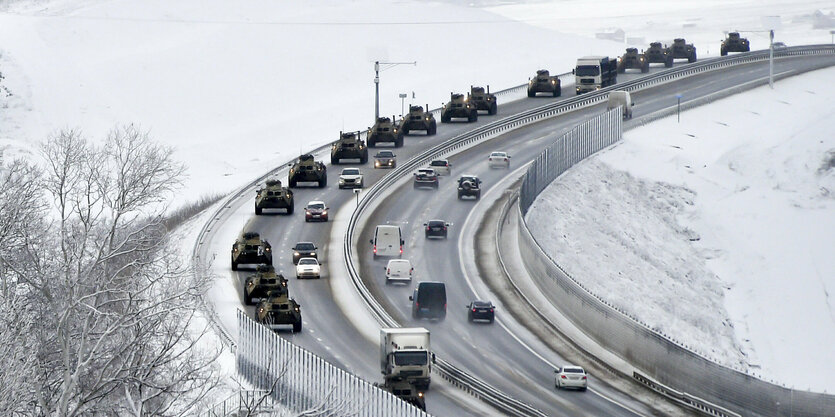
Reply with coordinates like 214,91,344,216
526,67,835,390
2,0,833,394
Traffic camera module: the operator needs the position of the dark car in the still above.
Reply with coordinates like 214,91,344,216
410,281,447,320
291,242,317,264
413,168,439,189
304,200,328,222
424,220,451,239
467,300,495,323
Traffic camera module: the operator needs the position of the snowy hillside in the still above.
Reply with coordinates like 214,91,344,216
526,66,835,390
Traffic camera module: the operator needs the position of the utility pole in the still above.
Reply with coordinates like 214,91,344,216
399,93,407,118
769,29,774,89
374,61,416,120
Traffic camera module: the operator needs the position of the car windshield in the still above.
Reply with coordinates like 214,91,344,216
388,260,410,268
298,258,317,266
418,170,434,176
563,368,584,374
393,351,428,366
307,203,325,209
342,168,360,175
576,65,600,76
377,151,394,157
428,221,444,227
430,161,447,166
473,301,492,308
295,243,315,251
491,152,506,157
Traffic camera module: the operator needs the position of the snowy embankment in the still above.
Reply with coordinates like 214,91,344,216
526,66,835,391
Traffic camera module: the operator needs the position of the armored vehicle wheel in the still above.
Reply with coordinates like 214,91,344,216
231,256,238,271
720,47,727,56
264,257,273,266
255,204,262,215
292,321,302,333
617,66,625,74
665,57,673,68
689,52,697,63
394,135,404,148
641,63,649,73
360,152,368,164
468,111,477,123
318,177,327,188
428,123,437,135
367,138,376,147
401,125,410,135
527,89,535,98
289,178,297,188
554,87,561,97
330,156,337,165
244,289,254,305
287,205,294,215
441,113,450,123
489,102,497,115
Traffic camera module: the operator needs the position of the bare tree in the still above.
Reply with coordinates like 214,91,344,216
0,126,224,416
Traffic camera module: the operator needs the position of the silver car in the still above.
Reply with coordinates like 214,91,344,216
428,159,451,176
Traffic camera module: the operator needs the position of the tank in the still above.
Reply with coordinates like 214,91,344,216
255,178,294,215
256,291,302,333
243,265,288,305
668,38,697,63
441,93,478,123
398,105,437,136
469,85,497,115
721,32,750,56
644,41,673,68
617,48,649,73
527,69,562,97
231,231,272,271
287,154,327,188
331,131,368,164
367,117,404,148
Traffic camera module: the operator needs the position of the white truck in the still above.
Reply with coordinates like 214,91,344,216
575,55,618,94
380,328,432,390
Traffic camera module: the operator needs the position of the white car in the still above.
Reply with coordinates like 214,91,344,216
385,259,413,284
488,151,510,168
295,257,321,279
338,168,364,189
554,365,588,391
428,159,451,176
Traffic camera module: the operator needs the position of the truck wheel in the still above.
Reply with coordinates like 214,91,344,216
255,205,262,215
292,321,302,333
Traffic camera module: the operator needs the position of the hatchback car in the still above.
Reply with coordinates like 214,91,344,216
467,300,495,323
291,242,317,264
555,365,588,391
428,159,451,176
384,259,414,284
413,168,439,189
304,201,328,222
338,168,364,189
424,220,451,239
295,257,321,279
488,151,511,168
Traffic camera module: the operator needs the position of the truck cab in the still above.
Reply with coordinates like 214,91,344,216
575,56,617,94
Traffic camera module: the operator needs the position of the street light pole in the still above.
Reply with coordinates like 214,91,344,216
374,61,416,120
675,94,682,122
399,93,407,118
769,29,774,89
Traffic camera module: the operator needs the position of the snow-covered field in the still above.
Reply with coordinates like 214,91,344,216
2,0,833,393
526,67,835,390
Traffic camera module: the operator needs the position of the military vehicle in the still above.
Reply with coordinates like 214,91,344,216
243,265,288,305
457,175,482,200
667,38,697,63
330,131,368,164
254,179,294,215
256,291,302,333
377,380,426,411
721,32,750,56
367,117,404,148
231,231,272,271
441,93,478,123
469,85,497,115
398,105,437,136
644,42,673,68
617,48,649,73
287,154,327,188
527,69,562,97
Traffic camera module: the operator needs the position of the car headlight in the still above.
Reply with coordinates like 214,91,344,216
294,251,300,256
310,252,316,257
322,211,327,215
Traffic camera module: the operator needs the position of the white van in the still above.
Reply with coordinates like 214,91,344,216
370,225,404,258
385,259,414,284
607,91,634,119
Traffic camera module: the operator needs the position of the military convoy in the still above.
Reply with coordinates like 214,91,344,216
331,131,368,164
398,105,437,136
668,38,697,63
288,154,327,188
244,265,288,305
527,69,562,97
256,291,302,333
721,32,750,56
231,231,272,271
441,93,478,123
469,86,497,115
644,41,673,67
367,117,404,147
255,179,294,215
617,48,649,73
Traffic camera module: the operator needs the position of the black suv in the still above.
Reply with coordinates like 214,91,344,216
467,300,495,323
413,168,439,189
291,242,317,264
424,220,450,239
457,175,482,200
410,281,447,320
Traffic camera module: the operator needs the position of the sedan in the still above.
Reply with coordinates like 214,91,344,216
488,151,511,168
295,257,321,279
424,220,451,239
304,201,328,222
338,168,364,189
291,242,317,264
555,365,588,391
467,300,495,323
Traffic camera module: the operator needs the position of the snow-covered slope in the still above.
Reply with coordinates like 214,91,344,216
526,66,835,390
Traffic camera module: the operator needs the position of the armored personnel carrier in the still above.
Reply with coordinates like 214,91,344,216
721,32,750,56
330,131,368,165
527,69,562,97
254,179,293,215
243,265,288,305
399,105,437,136
617,48,649,73
231,231,272,271
644,42,673,68
668,38,697,63
288,154,327,188
469,86,497,115
256,291,302,333
367,117,403,148
441,93,477,123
